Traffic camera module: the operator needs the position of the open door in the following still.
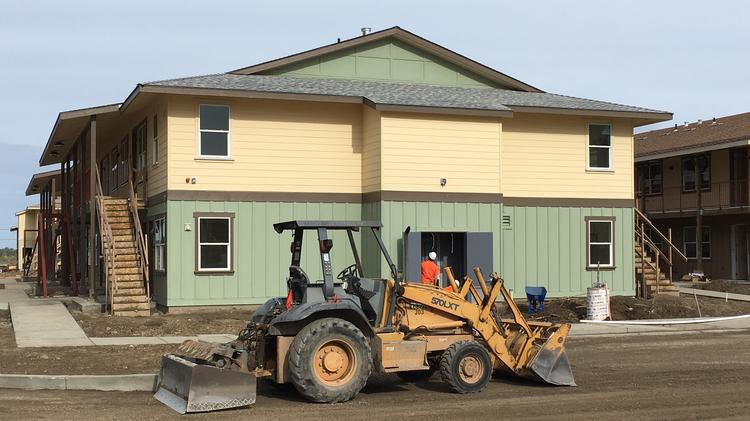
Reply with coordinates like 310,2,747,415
732,224,749,280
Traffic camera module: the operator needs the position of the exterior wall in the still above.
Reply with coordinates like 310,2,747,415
167,96,363,194
501,113,635,199
15,209,40,268
264,38,500,88
161,199,361,307
501,205,635,297
362,107,381,192
379,112,502,194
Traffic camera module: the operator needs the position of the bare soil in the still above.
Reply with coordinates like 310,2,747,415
510,294,750,323
72,308,251,337
0,310,175,375
698,279,750,295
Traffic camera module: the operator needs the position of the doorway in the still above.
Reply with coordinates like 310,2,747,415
403,230,493,287
731,224,748,280
729,148,749,207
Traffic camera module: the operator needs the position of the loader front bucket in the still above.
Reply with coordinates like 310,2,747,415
154,354,257,414
524,325,576,386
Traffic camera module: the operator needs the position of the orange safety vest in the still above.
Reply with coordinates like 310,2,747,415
420,260,440,285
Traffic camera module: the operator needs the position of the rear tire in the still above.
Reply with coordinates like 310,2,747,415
289,318,372,403
439,341,492,394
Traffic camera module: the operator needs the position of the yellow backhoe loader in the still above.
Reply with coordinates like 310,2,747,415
154,220,575,414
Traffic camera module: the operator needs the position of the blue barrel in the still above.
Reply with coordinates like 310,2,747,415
525,286,547,314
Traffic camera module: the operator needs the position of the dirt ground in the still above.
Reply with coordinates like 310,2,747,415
72,308,251,337
511,294,750,323
697,278,750,295
0,310,175,375
1,330,749,420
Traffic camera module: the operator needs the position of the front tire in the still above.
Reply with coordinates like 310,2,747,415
288,318,372,403
439,341,492,394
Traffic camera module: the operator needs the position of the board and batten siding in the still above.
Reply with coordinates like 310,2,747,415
379,112,502,193
166,96,363,193
164,200,361,306
500,113,635,199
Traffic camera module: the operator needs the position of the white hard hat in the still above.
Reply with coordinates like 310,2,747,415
428,252,437,260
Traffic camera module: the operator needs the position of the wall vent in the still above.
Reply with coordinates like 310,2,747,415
502,215,512,230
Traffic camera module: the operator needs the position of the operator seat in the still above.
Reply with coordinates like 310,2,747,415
287,265,309,303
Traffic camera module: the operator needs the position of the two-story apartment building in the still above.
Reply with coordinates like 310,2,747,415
30,27,671,313
635,112,750,280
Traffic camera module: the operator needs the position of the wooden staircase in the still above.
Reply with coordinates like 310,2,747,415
634,208,688,298
101,197,150,316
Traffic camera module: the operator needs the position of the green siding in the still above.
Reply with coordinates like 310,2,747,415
158,199,635,307
264,38,499,88
163,200,361,307
500,206,635,297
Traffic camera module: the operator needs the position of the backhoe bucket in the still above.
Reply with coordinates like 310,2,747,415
154,354,257,414
524,326,576,386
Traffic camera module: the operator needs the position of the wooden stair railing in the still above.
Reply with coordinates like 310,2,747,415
128,170,150,301
634,208,688,298
95,166,118,314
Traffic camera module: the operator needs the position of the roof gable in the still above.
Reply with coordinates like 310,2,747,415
231,26,542,92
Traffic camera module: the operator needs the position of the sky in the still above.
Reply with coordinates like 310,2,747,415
0,0,748,247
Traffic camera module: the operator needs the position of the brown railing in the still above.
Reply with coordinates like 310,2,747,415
638,180,750,214
634,208,689,298
95,166,117,313
128,170,150,300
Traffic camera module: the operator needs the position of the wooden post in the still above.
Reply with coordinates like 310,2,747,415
640,222,646,299
61,160,68,286
696,178,703,273
668,228,673,283
88,117,97,298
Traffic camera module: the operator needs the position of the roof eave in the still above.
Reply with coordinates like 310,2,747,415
635,138,750,162
509,105,672,125
39,104,120,166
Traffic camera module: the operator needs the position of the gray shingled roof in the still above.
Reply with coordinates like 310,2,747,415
145,74,669,115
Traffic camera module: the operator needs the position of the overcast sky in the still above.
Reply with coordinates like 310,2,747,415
1,0,749,247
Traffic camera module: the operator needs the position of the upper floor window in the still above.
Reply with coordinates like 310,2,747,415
152,114,159,165
199,105,230,158
682,155,710,192
133,121,147,173
120,137,129,185
110,146,119,192
99,155,109,195
588,124,612,170
637,161,663,195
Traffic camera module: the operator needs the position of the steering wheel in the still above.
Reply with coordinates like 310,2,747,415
336,263,359,281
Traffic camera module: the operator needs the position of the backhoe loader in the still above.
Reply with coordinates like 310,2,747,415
154,220,575,414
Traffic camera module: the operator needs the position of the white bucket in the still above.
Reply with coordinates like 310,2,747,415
586,285,610,321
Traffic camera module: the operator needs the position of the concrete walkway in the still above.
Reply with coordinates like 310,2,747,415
569,316,750,337
10,301,93,347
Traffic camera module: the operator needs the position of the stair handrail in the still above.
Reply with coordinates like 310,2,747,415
634,207,688,262
635,227,662,295
128,170,150,300
94,166,117,314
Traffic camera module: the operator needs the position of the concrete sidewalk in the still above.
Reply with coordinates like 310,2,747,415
10,301,94,347
569,316,750,337
0,279,32,310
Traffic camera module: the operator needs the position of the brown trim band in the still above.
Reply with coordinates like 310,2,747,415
502,197,634,208
148,191,168,206
363,191,503,204
169,190,362,203
509,105,672,122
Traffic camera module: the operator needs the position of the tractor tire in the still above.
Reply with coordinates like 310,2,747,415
439,341,492,394
288,317,372,403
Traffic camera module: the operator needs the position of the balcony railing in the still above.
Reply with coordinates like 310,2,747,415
637,179,750,215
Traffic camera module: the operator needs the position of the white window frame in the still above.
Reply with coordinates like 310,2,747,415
587,219,614,268
197,104,231,160
197,216,232,272
153,218,166,272
152,114,159,166
684,226,711,260
587,123,613,171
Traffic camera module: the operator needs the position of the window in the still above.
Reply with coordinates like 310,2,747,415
684,226,711,259
588,124,612,170
152,114,159,165
120,137,129,185
199,105,230,158
133,121,147,173
110,146,119,192
682,155,711,192
196,215,232,272
587,218,614,268
99,155,109,195
637,161,663,195
153,218,166,272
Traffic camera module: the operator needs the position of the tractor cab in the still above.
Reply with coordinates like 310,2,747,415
270,220,400,327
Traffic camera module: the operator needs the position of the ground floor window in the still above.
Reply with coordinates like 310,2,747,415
586,217,615,268
195,213,233,272
684,226,711,259
153,217,166,271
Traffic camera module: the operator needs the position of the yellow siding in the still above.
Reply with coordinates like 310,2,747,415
379,112,501,193
501,113,634,199
167,96,363,193
362,107,381,192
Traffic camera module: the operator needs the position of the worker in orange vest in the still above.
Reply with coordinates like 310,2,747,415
420,252,440,286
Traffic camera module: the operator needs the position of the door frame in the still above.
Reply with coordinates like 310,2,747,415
730,223,749,280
